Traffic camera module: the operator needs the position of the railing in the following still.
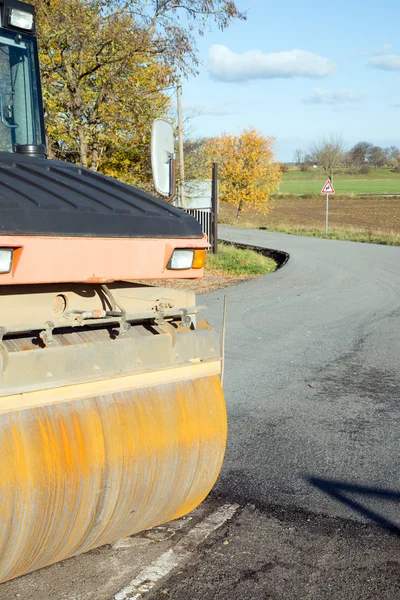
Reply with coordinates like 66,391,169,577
182,164,218,254
185,208,213,248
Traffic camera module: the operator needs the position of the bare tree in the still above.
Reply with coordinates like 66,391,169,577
385,146,400,171
367,146,387,168
183,137,211,181
348,142,372,166
293,148,304,165
310,135,345,182
385,146,400,161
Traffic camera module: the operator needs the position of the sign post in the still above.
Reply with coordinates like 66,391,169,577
321,179,335,234
211,163,218,255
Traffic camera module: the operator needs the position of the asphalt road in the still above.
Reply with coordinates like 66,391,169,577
149,504,400,600
205,226,400,528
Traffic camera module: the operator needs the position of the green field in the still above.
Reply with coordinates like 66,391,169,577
280,167,400,195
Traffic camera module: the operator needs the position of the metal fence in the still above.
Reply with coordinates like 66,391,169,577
185,208,213,247
183,164,218,254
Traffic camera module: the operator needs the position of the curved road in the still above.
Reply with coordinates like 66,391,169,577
206,226,400,527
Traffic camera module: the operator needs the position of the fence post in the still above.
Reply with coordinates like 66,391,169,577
211,163,218,255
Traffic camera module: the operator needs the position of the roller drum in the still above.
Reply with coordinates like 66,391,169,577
0,374,226,583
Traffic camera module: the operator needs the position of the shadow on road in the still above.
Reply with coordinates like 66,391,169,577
308,476,400,535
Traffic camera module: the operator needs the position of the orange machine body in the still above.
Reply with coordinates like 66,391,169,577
0,234,208,285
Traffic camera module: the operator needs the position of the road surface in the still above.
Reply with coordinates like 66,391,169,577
208,226,400,527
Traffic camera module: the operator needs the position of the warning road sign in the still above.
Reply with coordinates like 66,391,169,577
321,179,335,194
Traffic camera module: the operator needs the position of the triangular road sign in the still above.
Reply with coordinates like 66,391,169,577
321,179,335,194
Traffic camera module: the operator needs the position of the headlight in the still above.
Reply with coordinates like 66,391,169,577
8,9,34,31
168,249,206,270
0,249,13,274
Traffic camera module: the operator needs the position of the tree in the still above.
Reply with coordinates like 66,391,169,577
35,0,172,181
310,135,345,182
293,148,304,165
205,127,281,223
385,146,400,171
33,0,246,183
348,142,372,166
367,146,387,168
184,137,212,181
385,146,400,161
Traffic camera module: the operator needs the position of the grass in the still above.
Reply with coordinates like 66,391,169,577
283,167,400,181
280,180,400,195
280,167,400,195
219,196,400,246
262,225,400,245
206,243,277,276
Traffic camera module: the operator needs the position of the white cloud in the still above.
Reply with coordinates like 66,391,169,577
302,89,366,105
207,45,336,82
369,54,400,70
376,44,394,55
183,103,234,116
355,44,393,57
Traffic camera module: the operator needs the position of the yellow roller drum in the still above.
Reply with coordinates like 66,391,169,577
0,372,226,583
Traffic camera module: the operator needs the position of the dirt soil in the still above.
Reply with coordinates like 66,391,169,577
220,195,400,233
135,271,256,294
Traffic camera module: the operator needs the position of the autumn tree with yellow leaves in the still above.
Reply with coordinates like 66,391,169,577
29,0,245,186
206,128,281,223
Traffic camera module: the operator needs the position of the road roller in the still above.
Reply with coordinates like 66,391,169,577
0,0,226,583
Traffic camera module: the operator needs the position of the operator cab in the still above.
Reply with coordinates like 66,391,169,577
0,0,45,154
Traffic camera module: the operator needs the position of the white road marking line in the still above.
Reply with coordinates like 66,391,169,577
114,503,239,600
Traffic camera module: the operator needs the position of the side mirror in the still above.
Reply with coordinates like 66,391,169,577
151,118,175,199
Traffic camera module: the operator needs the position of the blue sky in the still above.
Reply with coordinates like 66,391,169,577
181,0,400,162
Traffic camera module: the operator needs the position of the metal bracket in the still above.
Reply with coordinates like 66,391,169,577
163,321,177,348
0,327,8,372
154,310,166,326
39,321,55,347
118,317,131,336
0,91,17,129
180,309,192,328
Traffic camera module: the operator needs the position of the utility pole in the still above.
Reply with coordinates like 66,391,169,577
177,79,185,208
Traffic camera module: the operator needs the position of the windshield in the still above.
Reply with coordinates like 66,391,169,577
0,31,44,152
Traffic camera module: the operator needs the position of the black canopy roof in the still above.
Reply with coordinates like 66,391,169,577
0,153,203,239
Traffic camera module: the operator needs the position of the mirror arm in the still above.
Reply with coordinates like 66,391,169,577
166,156,176,203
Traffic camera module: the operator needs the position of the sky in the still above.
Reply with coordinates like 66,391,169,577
181,0,400,162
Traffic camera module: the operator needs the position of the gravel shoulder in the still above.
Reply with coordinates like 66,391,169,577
135,271,261,294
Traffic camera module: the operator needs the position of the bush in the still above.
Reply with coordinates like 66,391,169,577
359,164,371,175
342,167,362,175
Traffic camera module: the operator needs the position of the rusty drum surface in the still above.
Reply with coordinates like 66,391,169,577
0,372,226,583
